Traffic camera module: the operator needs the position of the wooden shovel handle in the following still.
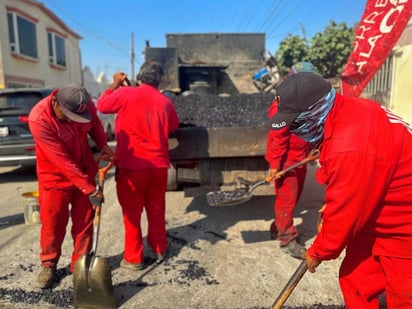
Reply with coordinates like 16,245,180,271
274,149,320,179
271,197,324,308
271,261,308,309
96,155,116,186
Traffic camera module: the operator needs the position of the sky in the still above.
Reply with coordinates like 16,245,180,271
39,0,368,80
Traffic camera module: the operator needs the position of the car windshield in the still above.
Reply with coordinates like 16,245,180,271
0,93,44,111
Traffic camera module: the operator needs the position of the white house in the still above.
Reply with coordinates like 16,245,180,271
0,0,82,88
362,18,412,124
390,18,412,124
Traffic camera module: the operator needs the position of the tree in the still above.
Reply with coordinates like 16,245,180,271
274,35,309,76
308,21,355,78
273,21,355,78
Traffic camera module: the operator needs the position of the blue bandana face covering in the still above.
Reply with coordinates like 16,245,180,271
290,88,336,145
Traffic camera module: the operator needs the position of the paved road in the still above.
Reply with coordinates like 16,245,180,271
0,163,351,309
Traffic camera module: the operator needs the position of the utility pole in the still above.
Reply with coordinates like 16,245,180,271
131,32,135,85
300,23,307,40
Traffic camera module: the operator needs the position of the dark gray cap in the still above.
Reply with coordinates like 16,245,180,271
56,83,91,123
269,72,332,129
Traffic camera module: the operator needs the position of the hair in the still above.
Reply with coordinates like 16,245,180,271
136,60,164,87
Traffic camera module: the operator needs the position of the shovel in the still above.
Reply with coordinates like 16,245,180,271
73,156,116,309
271,260,308,309
206,149,320,206
271,204,326,308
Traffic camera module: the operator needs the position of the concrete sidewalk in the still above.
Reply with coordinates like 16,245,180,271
0,164,348,309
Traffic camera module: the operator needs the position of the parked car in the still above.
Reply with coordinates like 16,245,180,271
97,111,115,141
0,87,53,167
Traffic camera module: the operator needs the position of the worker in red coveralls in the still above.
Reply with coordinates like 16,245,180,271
28,84,113,289
97,61,179,271
268,72,412,308
265,62,317,259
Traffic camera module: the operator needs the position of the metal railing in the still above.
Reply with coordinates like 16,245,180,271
361,54,393,108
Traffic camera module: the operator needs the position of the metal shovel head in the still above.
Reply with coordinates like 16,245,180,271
206,188,252,206
206,179,268,206
73,254,116,309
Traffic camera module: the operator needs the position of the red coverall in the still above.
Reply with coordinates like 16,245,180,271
28,90,108,271
265,101,311,244
98,84,179,264
307,93,412,308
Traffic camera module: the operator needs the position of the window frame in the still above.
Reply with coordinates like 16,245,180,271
7,10,38,60
47,31,67,68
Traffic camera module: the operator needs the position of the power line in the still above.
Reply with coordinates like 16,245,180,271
43,0,129,56
253,0,284,33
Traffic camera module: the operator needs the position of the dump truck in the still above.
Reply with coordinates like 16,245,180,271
143,33,273,191
167,125,270,191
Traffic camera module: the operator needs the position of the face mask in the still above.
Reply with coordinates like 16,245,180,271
290,88,336,145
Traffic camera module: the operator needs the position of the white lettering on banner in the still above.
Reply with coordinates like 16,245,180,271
356,25,371,40
364,11,382,24
360,34,383,58
380,5,405,33
356,60,368,72
375,0,388,8
353,1,406,74
381,106,412,134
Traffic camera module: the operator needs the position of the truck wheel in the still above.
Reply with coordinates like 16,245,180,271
167,165,178,191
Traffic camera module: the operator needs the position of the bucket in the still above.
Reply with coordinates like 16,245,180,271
21,191,41,225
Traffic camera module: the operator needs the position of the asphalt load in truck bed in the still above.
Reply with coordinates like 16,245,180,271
171,93,276,127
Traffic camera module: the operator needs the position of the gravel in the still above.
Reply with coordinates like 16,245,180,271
171,93,276,128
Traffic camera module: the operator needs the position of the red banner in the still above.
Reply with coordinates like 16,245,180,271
341,0,412,97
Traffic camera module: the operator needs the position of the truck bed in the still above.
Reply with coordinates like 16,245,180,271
169,126,268,159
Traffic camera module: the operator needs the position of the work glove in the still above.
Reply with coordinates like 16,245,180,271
89,188,104,207
268,168,283,180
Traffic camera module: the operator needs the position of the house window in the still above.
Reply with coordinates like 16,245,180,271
7,12,38,59
48,32,66,67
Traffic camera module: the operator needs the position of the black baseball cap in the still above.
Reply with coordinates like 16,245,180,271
56,83,92,123
269,72,332,130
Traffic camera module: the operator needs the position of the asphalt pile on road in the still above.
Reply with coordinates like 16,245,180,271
0,266,73,308
171,93,276,128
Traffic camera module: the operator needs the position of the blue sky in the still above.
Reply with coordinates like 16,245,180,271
40,0,367,80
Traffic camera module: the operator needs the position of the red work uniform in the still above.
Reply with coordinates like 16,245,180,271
308,93,412,308
98,84,179,264
28,90,107,271
265,101,311,244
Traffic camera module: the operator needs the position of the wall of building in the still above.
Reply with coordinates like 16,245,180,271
391,44,412,124
390,19,412,124
0,0,82,88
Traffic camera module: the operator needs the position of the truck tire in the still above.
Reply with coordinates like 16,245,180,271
167,165,178,191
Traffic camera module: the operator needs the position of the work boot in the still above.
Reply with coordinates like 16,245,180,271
37,266,56,289
156,250,168,264
120,259,146,271
280,239,306,260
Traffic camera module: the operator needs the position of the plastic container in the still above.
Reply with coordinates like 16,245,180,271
21,191,41,225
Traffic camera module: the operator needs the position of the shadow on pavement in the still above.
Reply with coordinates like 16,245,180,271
0,165,37,183
0,213,25,229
